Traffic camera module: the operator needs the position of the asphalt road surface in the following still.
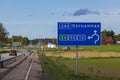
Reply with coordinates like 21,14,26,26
0,52,44,80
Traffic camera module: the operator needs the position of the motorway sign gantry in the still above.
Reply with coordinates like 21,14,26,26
58,22,101,46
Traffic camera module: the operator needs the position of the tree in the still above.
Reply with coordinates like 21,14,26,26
115,34,120,41
12,36,29,46
102,30,115,40
102,30,116,44
106,30,115,39
0,23,9,46
22,37,29,45
102,30,107,40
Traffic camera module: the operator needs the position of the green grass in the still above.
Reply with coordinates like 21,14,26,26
0,49,9,53
59,58,120,78
39,51,120,80
39,45,120,80
45,45,120,52
38,52,71,80
81,45,120,52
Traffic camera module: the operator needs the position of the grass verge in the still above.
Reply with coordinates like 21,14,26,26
38,51,71,80
38,51,120,80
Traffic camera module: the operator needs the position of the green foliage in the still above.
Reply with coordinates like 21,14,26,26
0,23,30,47
55,45,120,52
0,23,9,46
102,30,115,40
0,50,9,53
81,45,120,52
12,36,29,46
59,58,120,80
22,37,30,45
115,34,120,41
38,51,120,80
38,53,70,80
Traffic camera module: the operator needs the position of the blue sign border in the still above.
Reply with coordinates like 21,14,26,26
58,22,101,46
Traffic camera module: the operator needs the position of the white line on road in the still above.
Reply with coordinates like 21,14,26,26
25,54,34,80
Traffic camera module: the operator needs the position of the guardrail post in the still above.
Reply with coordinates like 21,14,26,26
1,61,3,68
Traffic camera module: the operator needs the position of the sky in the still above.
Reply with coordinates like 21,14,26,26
0,0,120,39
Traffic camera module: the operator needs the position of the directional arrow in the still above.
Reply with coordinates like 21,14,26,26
94,30,97,34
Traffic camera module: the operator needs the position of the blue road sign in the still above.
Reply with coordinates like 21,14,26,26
58,22,101,46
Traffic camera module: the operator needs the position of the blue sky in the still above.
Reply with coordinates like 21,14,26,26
0,0,120,39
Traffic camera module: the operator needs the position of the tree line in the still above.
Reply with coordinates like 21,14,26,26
0,23,29,47
1,22,120,47
102,29,120,43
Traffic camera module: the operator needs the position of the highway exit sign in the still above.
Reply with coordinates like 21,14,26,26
58,22,101,46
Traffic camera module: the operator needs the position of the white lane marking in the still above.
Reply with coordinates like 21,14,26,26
25,54,34,80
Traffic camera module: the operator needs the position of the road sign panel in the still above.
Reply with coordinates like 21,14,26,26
58,22,101,46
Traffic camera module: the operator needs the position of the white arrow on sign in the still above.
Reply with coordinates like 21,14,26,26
88,30,100,44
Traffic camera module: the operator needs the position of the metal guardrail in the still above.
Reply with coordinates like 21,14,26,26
0,54,25,68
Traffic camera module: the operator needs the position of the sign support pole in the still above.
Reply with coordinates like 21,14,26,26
76,45,78,74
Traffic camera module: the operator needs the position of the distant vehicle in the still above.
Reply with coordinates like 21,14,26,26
9,50,17,56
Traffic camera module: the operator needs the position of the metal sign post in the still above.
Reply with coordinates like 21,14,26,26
76,45,78,74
